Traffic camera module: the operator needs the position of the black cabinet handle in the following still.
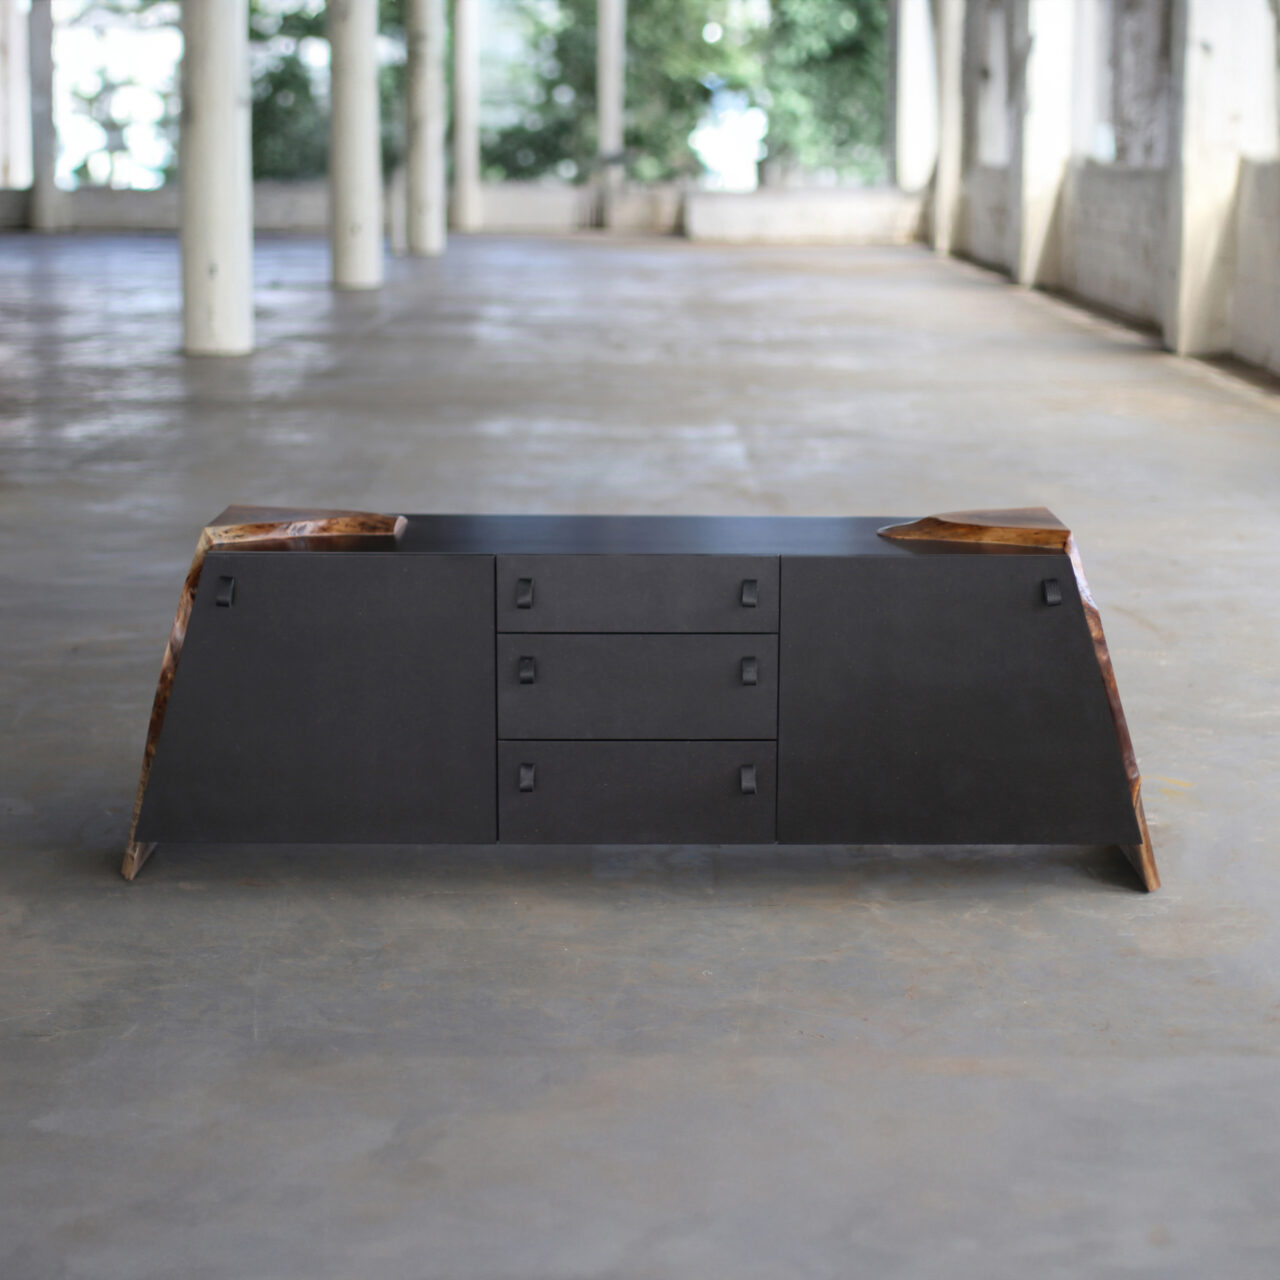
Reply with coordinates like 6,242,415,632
739,764,758,795
1042,578,1062,606
215,576,236,607
518,656,537,684
740,656,759,686
515,577,535,609
519,763,536,792
740,579,758,608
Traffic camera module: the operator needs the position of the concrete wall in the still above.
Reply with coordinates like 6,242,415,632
960,165,1011,270
1111,0,1172,167
0,179,686,237
1059,159,1166,326
475,182,682,235
1231,159,1280,376
477,182,593,233
0,181,331,233
608,184,684,235
684,188,924,245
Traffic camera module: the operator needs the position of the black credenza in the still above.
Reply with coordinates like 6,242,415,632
124,507,1158,890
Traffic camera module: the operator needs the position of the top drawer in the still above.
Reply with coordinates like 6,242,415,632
496,555,778,632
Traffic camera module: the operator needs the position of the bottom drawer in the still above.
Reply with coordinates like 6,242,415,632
499,741,776,844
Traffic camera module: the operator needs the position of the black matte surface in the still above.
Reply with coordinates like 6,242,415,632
777,554,1142,845
497,634,778,740
137,552,496,843
499,741,777,843
496,555,780,633
375,514,1048,557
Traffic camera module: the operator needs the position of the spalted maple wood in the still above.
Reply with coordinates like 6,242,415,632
878,508,1160,892
877,506,1071,549
122,507,407,880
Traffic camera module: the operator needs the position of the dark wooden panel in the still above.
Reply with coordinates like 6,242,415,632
137,552,496,843
777,555,1142,845
496,555,778,633
498,741,776,843
497,634,778,740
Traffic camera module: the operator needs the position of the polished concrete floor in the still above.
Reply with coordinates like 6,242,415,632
2,233,1278,1279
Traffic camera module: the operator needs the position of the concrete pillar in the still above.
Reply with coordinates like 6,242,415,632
451,0,482,231
596,0,626,220
405,0,447,255
931,0,964,253
1007,0,1075,286
180,0,254,355
1112,0,1171,166
329,0,383,288
1,0,32,189
889,0,939,192
1162,0,1279,355
27,0,62,229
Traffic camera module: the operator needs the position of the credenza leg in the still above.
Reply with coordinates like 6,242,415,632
122,841,156,881
1118,790,1160,891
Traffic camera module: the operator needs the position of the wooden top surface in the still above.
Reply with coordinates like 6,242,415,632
199,512,1070,558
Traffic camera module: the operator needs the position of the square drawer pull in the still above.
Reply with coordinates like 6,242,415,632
518,763,536,792
740,579,759,608
515,577,535,609
518,656,537,684
740,764,758,795
740,656,759,686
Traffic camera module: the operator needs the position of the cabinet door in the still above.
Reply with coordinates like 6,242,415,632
777,555,1141,845
137,552,495,843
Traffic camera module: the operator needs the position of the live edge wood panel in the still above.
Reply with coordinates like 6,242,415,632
127,509,1158,891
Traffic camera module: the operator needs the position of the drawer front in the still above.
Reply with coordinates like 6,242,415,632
498,741,777,843
497,634,778,740
496,555,778,633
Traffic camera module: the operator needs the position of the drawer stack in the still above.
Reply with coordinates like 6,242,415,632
496,555,779,842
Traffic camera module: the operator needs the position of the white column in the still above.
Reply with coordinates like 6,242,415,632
890,0,938,192
406,0,446,255
596,0,625,221
329,0,383,288
1162,0,1279,355
1072,0,1114,160
180,0,254,355
1,0,32,189
1008,0,1075,286
451,0,482,231
931,0,963,253
27,0,62,229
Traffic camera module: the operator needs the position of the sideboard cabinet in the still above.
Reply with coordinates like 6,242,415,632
124,507,1158,891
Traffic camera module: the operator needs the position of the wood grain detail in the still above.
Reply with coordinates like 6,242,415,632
122,507,407,881
879,508,1160,891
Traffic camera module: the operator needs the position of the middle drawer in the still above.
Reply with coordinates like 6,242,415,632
497,634,779,740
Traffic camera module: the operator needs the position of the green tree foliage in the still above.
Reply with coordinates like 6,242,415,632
249,0,407,181
757,0,886,181
487,0,886,185
251,49,330,179
69,0,886,187
486,0,756,184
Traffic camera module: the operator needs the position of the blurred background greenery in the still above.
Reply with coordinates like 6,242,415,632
56,0,887,190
